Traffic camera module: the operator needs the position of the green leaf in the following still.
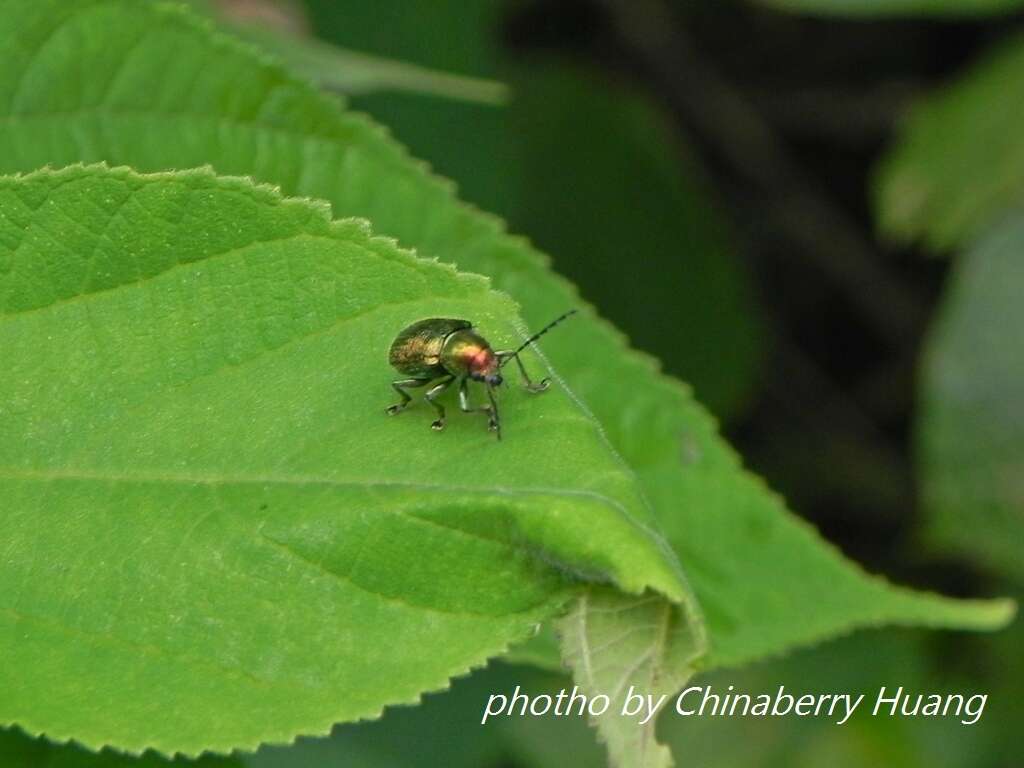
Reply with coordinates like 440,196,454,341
919,217,1024,581
754,0,1024,17
558,588,704,768
0,0,1012,754
0,164,692,755
875,33,1024,250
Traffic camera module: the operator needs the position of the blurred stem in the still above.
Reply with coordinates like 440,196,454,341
206,0,510,105
748,80,921,142
600,0,926,344
245,27,510,104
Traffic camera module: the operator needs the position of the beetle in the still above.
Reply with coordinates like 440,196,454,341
385,309,577,440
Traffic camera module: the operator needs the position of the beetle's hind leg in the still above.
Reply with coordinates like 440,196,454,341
386,378,432,415
497,351,550,393
460,378,501,439
425,375,456,430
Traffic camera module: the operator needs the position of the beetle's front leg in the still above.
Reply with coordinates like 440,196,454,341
425,375,456,430
459,378,500,438
387,378,431,415
486,384,501,440
497,351,550,393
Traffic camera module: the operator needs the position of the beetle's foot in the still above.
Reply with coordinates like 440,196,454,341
526,378,550,393
487,419,499,432
431,418,446,431
386,404,406,416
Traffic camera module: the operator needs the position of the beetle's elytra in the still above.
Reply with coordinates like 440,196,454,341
386,310,577,440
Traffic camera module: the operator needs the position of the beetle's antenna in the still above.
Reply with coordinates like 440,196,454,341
500,309,578,367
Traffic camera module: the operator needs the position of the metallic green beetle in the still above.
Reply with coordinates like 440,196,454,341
386,310,577,440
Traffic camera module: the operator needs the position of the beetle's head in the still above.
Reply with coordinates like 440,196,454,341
470,369,503,387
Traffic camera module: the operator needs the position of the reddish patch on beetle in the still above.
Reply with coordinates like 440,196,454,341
464,345,497,376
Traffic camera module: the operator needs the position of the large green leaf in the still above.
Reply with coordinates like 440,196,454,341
755,0,1024,16
919,217,1024,581
0,0,1012,756
0,164,694,755
875,33,1024,250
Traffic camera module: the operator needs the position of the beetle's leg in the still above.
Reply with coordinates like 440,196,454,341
458,377,489,415
425,375,456,430
459,379,501,438
497,350,550,393
486,383,501,440
386,378,432,415
459,377,500,438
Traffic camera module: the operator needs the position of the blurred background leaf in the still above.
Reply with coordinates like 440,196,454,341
876,32,1024,251
918,217,1024,584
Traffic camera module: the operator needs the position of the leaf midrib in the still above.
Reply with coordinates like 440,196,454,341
1,465,681,594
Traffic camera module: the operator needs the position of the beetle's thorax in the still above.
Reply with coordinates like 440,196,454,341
441,329,498,380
